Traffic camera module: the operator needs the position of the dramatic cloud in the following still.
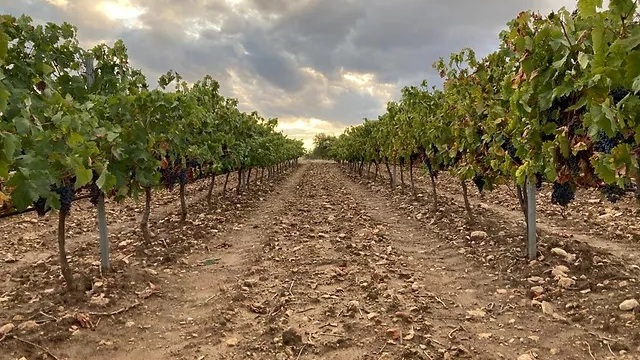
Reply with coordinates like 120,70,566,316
1,0,577,148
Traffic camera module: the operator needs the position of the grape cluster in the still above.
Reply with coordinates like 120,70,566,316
57,183,75,213
178,168,187,185
501,140,520,164
535,173,543,190
610,88,629,104
593,131,623,154
473,175,485,193
160,167,177,190
33,197,50,216
600,184,626,203
551,182,575,207
567,155,581,176
89,182,101,206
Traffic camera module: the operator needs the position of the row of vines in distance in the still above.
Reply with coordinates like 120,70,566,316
0,15,306,287
327,0,640,255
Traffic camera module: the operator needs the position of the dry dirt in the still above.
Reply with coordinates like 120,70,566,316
1,162,640,360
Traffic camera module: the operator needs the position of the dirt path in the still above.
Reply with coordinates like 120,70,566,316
2,163,636,359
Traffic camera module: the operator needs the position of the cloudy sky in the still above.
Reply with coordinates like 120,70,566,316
1,0,576,148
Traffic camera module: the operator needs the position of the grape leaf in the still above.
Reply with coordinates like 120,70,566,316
578,0,603,16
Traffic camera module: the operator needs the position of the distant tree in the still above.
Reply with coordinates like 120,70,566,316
308,133,337,159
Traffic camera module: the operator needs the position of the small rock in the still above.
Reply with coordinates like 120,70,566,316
12,315,24,322
387,328,401,340
517,354,535,360
17,320,39,333
470,231,488,241
541,301,556,315
551,248,568,258
618,281,629,288
98,340,113,346
558,277,576,289
619,299,640,311
466,309,486,318
90,295,110,307
367,312,379,320
496,289,508,294
145,268,158,276
552,265,570,277
226,337,239,347
527,276,544,284
243,279,258,288
477,333,492,339
550,348,560,355
0,323,15,335
4,254,17,263
531,286,545,296
394,311,412,321
551,248,576,261
125,321,135,328
118,239,133,248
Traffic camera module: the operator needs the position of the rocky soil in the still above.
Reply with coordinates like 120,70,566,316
1,162,639,360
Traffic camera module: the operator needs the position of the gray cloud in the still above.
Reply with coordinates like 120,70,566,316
1,0,577,143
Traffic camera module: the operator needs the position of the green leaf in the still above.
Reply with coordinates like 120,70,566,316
0,88,8,113
74,166,93,188
2,133,19,161
13,117,32,135
0,31,7,64
578,52,590,69
594,159,617,183
578,0,602,16
632,74,640,94
67,132,84,147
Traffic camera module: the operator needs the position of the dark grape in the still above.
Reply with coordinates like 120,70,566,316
610,88,629,104
56,183,75,213
567,155,580,176
551,182,574,207
472,175,485,193
535,173,543,190
593,131,623,153
160,167,177,190
501,140,520,164
600,184,626,203
178,168,187,185
33,197,50,216
89,182,101,206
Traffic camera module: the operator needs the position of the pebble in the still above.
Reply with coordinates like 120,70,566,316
0,323,15,335
17,320,39,333
527,276,544,284
541,301,556,315
552,265,570,277
531,286,544,296
558,277,576,289
619,299,639,311
470,231,488,241
226,337,239,346
517,354,535,360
